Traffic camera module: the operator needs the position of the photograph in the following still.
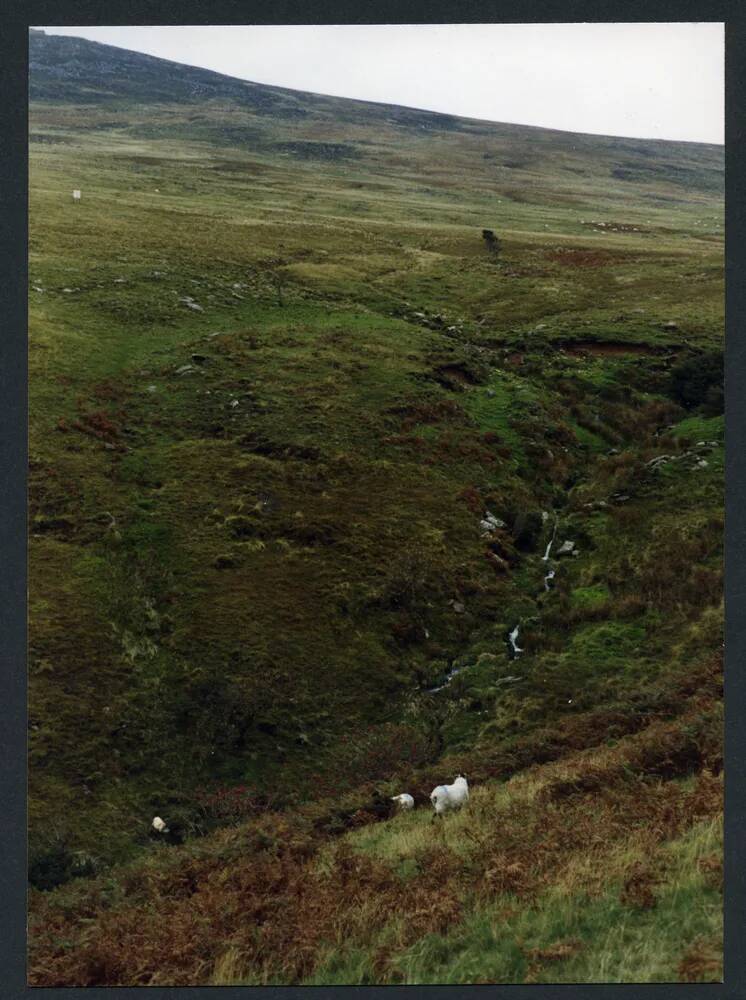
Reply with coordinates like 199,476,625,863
26,21,724,986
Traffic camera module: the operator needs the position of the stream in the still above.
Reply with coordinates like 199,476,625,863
542,512,558,562
541,511,558,591
427,510,563,691
427,662,464,693
508,624,523,657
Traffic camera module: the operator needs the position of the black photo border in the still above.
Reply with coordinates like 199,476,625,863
1,2,742,997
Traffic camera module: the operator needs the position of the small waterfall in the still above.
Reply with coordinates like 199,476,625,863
427,661,463,693
544,567,556,591
542,513,558,562
508,624,523,656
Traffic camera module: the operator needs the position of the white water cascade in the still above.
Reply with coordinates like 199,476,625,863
427,662,463,693
542,513,558,562
508,624,523,656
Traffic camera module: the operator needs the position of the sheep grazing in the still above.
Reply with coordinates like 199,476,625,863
430,774,469,819
391,793,415,812
151,816,170,834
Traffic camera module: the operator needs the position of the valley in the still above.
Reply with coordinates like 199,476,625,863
27,29,724,986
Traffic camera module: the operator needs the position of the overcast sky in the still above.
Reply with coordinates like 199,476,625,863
36,23,724,144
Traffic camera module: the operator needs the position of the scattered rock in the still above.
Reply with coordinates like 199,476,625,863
557,540,576,556
485,550,509,572
191,353,208,364
175,364,194,376
146,385,157,393
480,511,506,535
179,296,204,312
485,388,496,398
494,674,523,687
452,601,465,614
646,455,673,470
696,459,709,468
661,321,679,330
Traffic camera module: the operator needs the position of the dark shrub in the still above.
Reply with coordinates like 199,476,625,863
29,836,96,891
670,350,724,414
512,510,544,551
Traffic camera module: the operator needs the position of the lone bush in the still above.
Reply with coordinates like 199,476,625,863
482,229,502,255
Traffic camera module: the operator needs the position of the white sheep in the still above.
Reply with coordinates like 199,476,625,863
430,775,469,818
391,793,415,812
152,816,170,834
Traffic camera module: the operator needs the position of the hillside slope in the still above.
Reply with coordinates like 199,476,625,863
28,30,723,985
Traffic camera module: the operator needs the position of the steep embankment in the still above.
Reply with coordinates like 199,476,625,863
28,29,723,984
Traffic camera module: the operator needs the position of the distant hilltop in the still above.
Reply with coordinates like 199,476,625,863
28,28,723,157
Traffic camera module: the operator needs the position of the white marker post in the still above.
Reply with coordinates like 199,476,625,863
72,189,81,203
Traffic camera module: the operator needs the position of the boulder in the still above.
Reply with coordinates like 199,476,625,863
480,511,506,535
179,296,204,312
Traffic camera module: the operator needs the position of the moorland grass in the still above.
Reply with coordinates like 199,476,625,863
28,31,723,985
